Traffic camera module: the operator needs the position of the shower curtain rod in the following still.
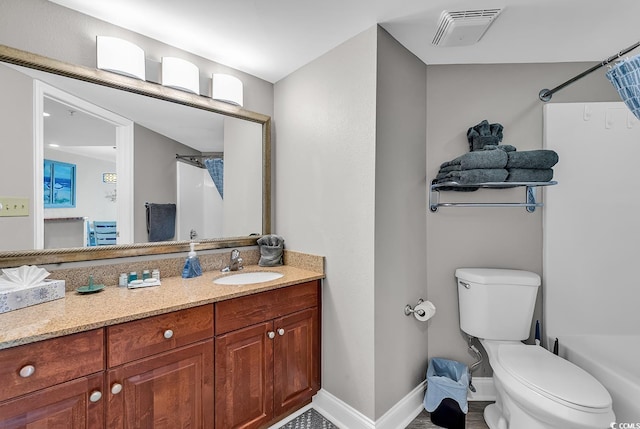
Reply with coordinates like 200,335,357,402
175,153,223,159
539,41,640,102
175,153,223,167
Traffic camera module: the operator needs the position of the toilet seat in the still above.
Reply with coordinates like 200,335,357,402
497,344,612,411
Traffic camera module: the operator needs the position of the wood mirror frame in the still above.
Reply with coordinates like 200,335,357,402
0,44,271,268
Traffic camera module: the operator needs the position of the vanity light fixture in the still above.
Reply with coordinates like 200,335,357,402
211,73,243,106
161,57,200,94
96,36,146,80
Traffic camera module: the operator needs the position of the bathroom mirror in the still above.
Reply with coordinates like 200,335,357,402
0,44,271,268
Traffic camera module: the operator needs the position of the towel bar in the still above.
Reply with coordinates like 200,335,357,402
429,181,557,213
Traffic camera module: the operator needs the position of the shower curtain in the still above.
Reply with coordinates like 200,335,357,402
204,158,224,199
606,55,640,119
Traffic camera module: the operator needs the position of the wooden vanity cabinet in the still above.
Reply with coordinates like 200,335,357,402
105,305,214,429
0,329,105,428
214,281,320,429
0,278,321,429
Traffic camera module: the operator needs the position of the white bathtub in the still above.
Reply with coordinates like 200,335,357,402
559,335,640,423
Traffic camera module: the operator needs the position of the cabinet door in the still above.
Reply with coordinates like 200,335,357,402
273,307,320,416
106,340,213,429
215,321,274,429
0,373,104,429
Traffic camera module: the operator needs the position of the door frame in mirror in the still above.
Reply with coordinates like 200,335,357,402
35,80,135,248
0,44,271,268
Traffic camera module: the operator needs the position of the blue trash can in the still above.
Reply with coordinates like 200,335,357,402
423,358,469,429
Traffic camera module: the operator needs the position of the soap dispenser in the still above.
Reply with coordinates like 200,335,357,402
182,242,202,278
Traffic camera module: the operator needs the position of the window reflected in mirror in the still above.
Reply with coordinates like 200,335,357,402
43,159,76,208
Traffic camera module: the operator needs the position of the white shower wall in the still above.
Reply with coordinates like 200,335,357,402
176,162,222,241
543,102,640,341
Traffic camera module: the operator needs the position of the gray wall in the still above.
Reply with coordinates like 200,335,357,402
0,64,34,250
274,27,378,418
133,124,198,243
274,26,428,420
374,28,427,418
425,62,620,375
275,26,623,419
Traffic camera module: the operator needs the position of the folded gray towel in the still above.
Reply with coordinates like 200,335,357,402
438,164,462,173
436,169,509,192
482,144,517,152
437,168,509,184
506,168,554,182
440,149,507,171
506,150,559,169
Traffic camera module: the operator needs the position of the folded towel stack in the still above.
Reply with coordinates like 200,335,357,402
505,150,558,182
435,149,509,191
435,120,559,190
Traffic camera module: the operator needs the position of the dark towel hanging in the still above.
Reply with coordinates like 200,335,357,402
146,203,176,242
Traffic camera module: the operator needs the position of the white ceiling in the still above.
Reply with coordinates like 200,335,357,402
49,0,640,83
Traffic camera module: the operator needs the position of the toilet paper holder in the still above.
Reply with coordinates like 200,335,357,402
404,299,426,317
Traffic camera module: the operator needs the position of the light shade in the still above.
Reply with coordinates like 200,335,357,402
96,36,145,80
212,73,243,106
162,57,200,94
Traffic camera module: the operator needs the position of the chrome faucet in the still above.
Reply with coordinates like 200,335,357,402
222,249,243,272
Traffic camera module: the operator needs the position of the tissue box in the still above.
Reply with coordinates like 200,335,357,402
0,280,65,314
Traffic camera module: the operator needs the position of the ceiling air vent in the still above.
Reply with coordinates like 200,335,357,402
432,9,502,47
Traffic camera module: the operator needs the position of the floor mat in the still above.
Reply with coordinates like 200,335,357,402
276,408,339,429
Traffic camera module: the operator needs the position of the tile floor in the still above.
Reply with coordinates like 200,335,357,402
405,401,491,429
279,401,492,429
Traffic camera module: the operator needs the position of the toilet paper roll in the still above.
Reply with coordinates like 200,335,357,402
414,301,436,322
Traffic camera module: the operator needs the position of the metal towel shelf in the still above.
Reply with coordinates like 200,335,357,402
429,181,557,213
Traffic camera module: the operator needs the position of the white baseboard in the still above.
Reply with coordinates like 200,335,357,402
312,389,375,429
313,384,425,429
375,380,427,429
306,377,496,429
312,379,429,429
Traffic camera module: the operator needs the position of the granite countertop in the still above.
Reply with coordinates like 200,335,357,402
0,264,324,350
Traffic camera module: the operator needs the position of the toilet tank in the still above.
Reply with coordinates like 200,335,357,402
456,268,540,341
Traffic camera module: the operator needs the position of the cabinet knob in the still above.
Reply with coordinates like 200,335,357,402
277,328,285,336
19,364,35,378
163,329,174,339
111,383,123,395
89,390,102,403
267,331,275,339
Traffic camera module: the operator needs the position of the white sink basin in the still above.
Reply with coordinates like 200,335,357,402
213,271,284,285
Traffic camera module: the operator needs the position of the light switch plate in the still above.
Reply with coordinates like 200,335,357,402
0,197,30,217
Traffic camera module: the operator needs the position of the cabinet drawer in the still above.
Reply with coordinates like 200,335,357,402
107,304,213,367
0,329,104,402
215,281,319,335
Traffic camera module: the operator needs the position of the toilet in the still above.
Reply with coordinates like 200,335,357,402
455,268,615,429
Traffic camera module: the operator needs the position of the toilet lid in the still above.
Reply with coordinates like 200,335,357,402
498,344,612,409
